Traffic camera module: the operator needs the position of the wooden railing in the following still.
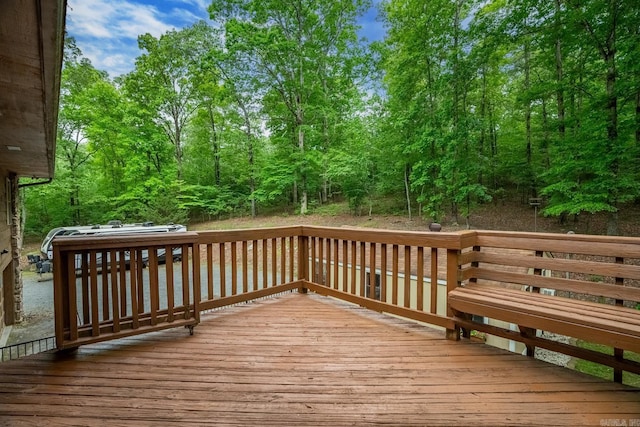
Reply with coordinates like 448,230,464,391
52,225,640,383
299,226,468,331
196,226,304,310
53,232,201,350
54,226,464,349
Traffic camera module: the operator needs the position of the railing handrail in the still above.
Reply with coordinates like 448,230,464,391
196,226,303,243
195,225,477,249
300,225,475,249
52,226,640,250
52,231,201,251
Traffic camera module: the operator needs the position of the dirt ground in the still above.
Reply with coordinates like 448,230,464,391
190,199,640,237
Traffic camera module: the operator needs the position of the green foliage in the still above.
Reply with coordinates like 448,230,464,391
24,2,640,237
178,184,246,220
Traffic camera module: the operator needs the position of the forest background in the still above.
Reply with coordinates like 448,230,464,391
23,0,640,238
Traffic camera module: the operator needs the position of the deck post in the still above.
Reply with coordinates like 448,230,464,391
192,242,201,322
297,234,309,293
53,242,68,350
614,256,624,383
523,250,545,357
445,248,461,341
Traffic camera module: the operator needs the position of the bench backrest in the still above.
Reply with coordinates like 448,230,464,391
459,231,640,305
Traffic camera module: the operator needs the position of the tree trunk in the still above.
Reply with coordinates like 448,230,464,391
541,98,551,169
479,65,487,186
636,90,640,146
404,164,412,220
607,210,619,236
207,104,221,186
173,111,183,181
524,40,532,167
555,0,566,139
298,123,307,215
603,1,618,235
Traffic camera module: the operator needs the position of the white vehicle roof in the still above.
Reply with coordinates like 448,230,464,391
41,222,187,257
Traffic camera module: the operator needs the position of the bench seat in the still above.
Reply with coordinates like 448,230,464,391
448,283,640,354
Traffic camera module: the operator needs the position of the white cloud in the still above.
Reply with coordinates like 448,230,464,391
66,0,208,77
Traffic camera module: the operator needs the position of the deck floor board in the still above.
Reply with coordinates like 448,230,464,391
1,292,639,426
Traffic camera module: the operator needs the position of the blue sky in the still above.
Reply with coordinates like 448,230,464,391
67,0,385,78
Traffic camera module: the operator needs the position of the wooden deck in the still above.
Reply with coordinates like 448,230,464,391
1,292,639,426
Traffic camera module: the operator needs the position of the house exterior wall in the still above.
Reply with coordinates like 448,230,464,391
0,169,22,338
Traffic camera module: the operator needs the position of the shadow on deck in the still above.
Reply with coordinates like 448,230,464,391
1,292,639,426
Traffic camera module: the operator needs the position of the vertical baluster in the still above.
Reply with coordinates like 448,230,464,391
231,241,238,295
369,242,377,300
207,243,214,300
110,250,120,333
262,239,268,289
119,250,127,317
90,251,99,337
181,244,190,319
242,240,248,293
136,249,144,314
350,240,356,294
101,250,109,322
325,239,332,289
359,241,366,297
280,237,286,285
311,237,317,284
318,238,324,285
289,236,295,282
342,240,348,293
430,248,438,314
417,246,424,311
271,238,277,287
392,245,399,305
81,252,90,324
333,239,339,291
166,245,175,322
253,240,258,291
220,243,226,297
129,249,139,329
149,248,159,326
381,244,388,303
405,246,412,308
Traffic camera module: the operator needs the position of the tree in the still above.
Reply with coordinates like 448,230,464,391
541,0,640,234
124,26,205,180
381,0,490,224
210,0,370,214
56,38,109,224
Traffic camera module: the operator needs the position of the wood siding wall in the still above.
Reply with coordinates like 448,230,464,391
0,169,10,335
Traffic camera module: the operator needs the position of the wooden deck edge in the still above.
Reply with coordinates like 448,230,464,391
57,318,198,351
454,317,640,377
301,280,454,330
198,282,301,311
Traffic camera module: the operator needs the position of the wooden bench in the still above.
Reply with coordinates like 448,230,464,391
447,231,640,382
